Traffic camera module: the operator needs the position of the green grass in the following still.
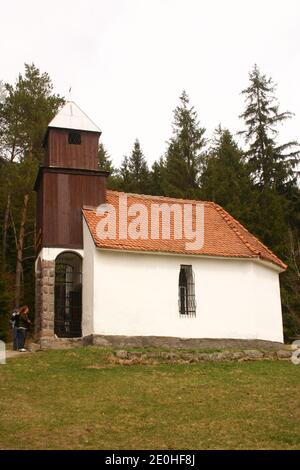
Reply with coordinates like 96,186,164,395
0,347,300,450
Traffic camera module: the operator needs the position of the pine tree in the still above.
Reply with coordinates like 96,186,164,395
165,91,206,199
239,64,299,190
0,63,64,314
200,127,256,225
1,63,64,163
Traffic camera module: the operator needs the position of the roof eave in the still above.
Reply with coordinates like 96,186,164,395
43,126,102,148
88,243,286,273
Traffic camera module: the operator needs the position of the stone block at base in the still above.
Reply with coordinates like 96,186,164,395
40,337,83,350
83,334,283,351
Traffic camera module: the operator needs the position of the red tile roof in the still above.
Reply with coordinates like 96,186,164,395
82,190,287,271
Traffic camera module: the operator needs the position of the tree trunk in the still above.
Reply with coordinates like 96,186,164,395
2,192,11,270
2,138,18,268
15,193,29,308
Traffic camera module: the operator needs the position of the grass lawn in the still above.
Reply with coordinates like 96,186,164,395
0,347,299,450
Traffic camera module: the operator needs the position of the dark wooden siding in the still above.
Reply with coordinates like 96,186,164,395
36,177,43,253
38,169,106,249
45,128,99,170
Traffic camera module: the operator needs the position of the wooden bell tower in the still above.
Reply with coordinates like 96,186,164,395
34,102,108,345
34,101,108,253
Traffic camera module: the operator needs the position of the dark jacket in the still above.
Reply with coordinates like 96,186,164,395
10,310,19,327
13,313,30,329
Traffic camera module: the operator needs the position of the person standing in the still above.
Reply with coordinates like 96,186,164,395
10,307,20,351
15,306,31,352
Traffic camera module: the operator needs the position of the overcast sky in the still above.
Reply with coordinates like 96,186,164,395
1,0,299,166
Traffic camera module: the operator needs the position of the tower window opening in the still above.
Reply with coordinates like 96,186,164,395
68,132,81,145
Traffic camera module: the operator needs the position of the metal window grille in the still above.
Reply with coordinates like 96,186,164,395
54,255,82,338
178,265,196,317
68,132,81,145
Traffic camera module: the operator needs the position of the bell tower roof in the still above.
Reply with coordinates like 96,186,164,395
48,101,101,133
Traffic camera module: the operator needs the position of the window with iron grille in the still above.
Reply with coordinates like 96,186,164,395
68,132,81,145
179,265,196,317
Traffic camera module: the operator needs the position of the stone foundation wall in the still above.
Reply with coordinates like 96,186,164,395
35,258,55,341
34,258,42,338
31,333,283,351
83,334,283,351
39,337,83,350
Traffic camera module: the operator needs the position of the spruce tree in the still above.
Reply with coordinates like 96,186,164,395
97,143,122,190
165,91,206,199
121,139,150,194
149,157,166,196
274,183,300,338
200,127,256,225
98,142,114,173
119,155,131,192
239,64,299,190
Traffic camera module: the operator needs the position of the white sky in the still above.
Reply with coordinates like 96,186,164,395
1,0,300,166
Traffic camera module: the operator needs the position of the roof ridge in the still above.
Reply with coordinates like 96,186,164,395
106,189,210,205
212,202,286,269
67,101,101,133
48,101,101,133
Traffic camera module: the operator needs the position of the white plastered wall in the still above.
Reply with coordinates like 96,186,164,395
84,227,283,342
35,247,83,267
82,221,95,336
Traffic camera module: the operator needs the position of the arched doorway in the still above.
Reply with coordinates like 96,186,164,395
55,252,82,338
